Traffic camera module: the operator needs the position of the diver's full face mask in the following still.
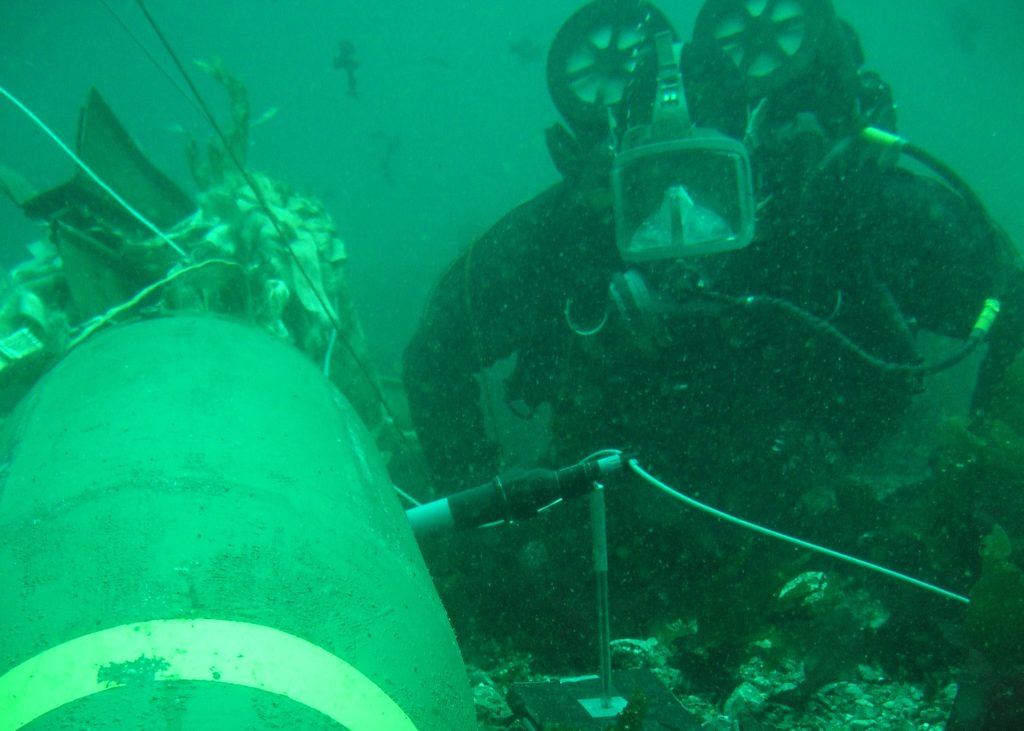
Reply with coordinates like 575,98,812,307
612,32,755,263
613,135,754,261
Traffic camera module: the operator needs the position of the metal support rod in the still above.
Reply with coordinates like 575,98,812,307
590,484,613,708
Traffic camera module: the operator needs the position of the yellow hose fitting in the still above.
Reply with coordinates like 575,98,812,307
861,126,906,151
972,298,1001,337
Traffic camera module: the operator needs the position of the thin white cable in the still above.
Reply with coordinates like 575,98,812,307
629,459,970,604
392,484,422,508
323,326,337,378
67,259,241,350
0,84,187,259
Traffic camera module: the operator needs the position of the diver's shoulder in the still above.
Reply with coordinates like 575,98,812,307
881,163,971,210
515,179,579,209
490,180,585,228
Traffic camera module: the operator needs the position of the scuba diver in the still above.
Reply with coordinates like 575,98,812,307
403,0,1023,719
404,0,1021,511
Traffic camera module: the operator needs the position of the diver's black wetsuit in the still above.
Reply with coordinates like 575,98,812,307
404,159,1023,504
403,0,1024,713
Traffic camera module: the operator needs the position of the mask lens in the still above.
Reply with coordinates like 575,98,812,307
630,185,733,256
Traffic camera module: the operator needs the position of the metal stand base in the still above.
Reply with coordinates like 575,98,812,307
508,668,699,730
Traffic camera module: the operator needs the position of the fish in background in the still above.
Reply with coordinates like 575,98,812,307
508,35,544,65
372,132,401,187
333,39,359,97
946,3,983,54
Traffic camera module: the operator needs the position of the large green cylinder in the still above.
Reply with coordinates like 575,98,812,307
0,316,475,730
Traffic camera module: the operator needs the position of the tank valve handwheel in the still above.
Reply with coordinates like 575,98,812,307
693,0,833,100
547,0,675,138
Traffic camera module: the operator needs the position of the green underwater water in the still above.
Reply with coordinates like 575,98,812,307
1,1,1021,368
1,1,1022,728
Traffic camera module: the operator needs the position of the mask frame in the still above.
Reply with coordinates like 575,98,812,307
612,135,755,261
612,30,756,262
